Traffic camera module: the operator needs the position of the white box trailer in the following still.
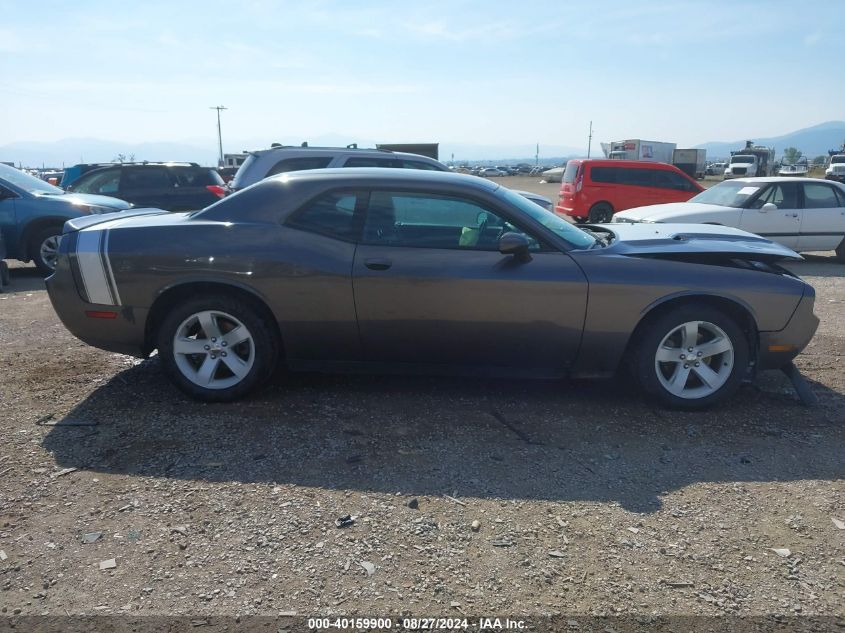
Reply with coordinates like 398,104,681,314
608,139,676,163
672,148,706,179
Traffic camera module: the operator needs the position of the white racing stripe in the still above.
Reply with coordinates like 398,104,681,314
76,229,119,305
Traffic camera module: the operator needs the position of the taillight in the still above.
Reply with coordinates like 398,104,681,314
575,165,584,193
206,185,226,199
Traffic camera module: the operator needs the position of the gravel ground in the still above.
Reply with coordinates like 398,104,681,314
0,195,843,625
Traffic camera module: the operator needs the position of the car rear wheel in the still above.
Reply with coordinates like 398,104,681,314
634,304,748,409
30,226,63,275
157,295,279,401
588,203,613,223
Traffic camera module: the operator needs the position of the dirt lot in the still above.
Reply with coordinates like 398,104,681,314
0,187,843,627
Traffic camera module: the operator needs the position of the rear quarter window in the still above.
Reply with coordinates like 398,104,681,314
266,156,333,177
285,190,360,242
172,168,223,187
343,157,399,168
562,162,580,184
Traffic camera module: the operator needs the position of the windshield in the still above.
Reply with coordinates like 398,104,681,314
687,181,762,208
730,155,755,164
499,187,596,249
831,155,845,164
0,164,64,195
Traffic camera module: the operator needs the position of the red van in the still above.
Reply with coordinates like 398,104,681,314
555,159,704,222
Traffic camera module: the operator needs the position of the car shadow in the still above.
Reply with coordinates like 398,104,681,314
785,253,845,278
41,359,844,514
3,264,47,293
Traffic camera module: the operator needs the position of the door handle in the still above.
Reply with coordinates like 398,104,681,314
364,258,392,271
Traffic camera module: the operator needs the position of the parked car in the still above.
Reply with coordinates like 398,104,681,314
228,145,448,192
555,159,704,223
0,163,131,274
47,168,817,409
67,163,226,212
478,167,506,177
613,177,845,261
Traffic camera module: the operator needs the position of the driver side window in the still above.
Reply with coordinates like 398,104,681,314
750,183,798,209
362,191,539,251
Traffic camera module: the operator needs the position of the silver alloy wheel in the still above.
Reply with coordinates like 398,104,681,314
172,310,255,390
40,235,61,270
654,320,734,400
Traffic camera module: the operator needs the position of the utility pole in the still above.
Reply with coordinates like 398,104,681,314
587,121,593,158
535,142,539,166
210,105,227,167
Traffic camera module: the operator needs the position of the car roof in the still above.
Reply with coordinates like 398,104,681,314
265,167,498,190
722,177,836,184
248,145,441,161
568,158,680,169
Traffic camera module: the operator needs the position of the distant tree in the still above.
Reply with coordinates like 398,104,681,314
112,153,135,163
812,155,827,166
782,147,803,164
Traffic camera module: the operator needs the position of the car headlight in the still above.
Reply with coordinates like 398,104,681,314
83,205,118,214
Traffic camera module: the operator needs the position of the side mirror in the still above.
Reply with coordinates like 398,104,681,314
499,231,531,261
759,202,777,213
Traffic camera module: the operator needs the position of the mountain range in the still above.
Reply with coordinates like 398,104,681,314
693,121,845,160
3,122,844,167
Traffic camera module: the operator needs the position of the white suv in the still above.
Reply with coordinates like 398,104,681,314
229,145,448,191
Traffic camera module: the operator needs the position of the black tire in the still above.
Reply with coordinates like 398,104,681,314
835,238,845,263
157,294,279,402
0,261,9,289
29,226,63,276
633,303,749,410
588,203,613,223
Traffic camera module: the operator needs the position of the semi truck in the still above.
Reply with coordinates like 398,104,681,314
826,142,845,183
607,139,676,164
672,148,706,179
724,141,775,179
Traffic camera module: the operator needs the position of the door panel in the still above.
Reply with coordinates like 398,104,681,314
119,167,174,209
739,182,801,248
0,198,16,256
797,182,845,252
352,246,587,370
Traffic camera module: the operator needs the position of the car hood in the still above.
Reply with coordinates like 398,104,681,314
614,202,735,222
604,222,801,261
35,192,132,209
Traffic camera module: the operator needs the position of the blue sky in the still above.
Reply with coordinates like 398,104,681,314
2,0,843,156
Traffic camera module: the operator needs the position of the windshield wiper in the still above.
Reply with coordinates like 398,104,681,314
582,229,609,248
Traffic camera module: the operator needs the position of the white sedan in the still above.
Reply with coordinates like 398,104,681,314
613,177,845,261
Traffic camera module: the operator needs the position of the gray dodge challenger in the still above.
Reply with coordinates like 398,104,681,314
46,169,819,408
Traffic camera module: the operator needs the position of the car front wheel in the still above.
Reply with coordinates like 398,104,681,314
30,226,63,275
634,304,749,409
157,295,279,401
